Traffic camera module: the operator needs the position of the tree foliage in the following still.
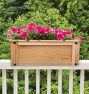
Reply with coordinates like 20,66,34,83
0,0,28,21
55,0,89,33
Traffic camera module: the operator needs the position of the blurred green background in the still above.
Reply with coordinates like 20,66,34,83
0,0,89,94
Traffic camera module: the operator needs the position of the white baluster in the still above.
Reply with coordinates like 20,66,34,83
14,69,18,94
2,69,7,94
80,69,84,94
69,70,73,94
47,69,51,94
58,69,62,94
36,69,40,94
25,69,29,94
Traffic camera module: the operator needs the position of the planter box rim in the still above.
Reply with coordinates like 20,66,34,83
9,39,80,43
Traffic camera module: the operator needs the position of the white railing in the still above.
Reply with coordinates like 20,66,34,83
0,60,89,94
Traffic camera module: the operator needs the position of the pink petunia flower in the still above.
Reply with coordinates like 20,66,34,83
54,29,61,34
16,28,22,34
44,27,51,34
79,36,83,44
21,32,28,39
62,30,69,37
17,26,26,35
56,32,64,40
9,28,17,33
7,34,12,39
19,26,26,30
27,22,36,32
71,33,75,39
65,29,73,34
36,26,45,34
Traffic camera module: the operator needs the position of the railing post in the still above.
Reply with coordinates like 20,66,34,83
2,69,7,94
36,69,40,94
47,69,51,94
14,69,18,94
69,70,73,94
80,69,84,94
58,69,62,94
25,69,29,94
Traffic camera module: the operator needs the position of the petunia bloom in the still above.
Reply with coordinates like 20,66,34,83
62,30,69,37
7,34,12,39
65,29,73,34
36,26,45,34
21,32,28,39
54,29,61,34
79,36,83,44
71,33,75,39
27,22,36,32
56,32,64,40
44,27,51,34
9,28,17,33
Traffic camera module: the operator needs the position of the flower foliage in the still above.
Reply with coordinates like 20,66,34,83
7,22,82,41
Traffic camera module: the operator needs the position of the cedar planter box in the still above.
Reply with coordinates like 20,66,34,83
10,40,80,66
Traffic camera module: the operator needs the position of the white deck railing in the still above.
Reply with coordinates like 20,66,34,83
0,60,89,94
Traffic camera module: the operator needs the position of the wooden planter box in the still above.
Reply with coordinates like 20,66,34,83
10,40,80,66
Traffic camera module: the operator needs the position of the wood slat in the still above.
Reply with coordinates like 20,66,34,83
58,69,62,94
18,42,74,46
47,70,51,94
25,70,29,94
69,70,73,94
2,69,7,94
10,39,79,43
14,69,18,94
80,69,84,94
72,44,76,65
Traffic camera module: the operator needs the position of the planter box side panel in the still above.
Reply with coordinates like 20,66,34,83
10,40,80,66
17,45,73,66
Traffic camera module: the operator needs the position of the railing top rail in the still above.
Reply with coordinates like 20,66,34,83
0,60,89,70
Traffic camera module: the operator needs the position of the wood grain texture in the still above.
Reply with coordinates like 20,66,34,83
10,40,80,66
72,43,75,65
11,42,16,65
75,42,80,65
